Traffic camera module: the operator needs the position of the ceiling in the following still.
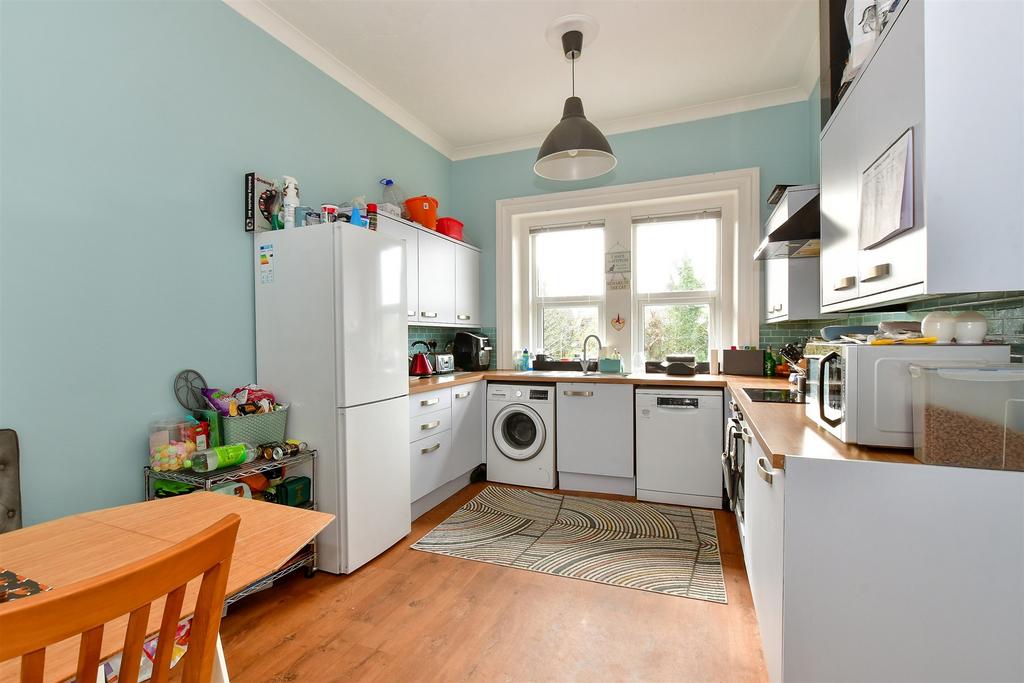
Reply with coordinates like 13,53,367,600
228,1,819,160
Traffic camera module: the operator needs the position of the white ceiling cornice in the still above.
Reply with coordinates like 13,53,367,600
798,36,822,95
450,85,812,161
225,0,819,163
224,0,455,158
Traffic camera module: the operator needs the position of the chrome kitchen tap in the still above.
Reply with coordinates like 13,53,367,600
581,334,602,374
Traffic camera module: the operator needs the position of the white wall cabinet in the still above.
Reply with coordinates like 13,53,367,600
377,214,481,327
555,382,634,495
416,232,456,324
454,246,480,326
763,257,820,323
818,0,1024,312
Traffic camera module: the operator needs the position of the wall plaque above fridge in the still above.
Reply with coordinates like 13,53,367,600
859,127,914,249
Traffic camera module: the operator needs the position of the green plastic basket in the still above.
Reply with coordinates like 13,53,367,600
221,407,288,446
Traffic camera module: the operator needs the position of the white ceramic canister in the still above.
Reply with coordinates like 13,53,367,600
954,311,988,344
921,312,957,343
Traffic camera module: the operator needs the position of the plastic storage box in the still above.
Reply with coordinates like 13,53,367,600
909,364,1024,471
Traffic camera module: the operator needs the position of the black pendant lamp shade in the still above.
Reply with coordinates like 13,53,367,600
534,31,616,181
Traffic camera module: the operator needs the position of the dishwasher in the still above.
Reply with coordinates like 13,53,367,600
635,388,724,508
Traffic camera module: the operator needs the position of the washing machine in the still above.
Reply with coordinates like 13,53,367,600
486,383,557,489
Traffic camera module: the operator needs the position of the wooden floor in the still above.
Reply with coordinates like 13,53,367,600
218,483,768,682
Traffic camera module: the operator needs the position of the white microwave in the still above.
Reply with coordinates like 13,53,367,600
805,342,1009,447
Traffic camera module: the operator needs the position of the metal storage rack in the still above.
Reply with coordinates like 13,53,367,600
144,449,318,608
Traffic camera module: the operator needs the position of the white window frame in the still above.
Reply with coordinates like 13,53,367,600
496,168,761,370
632,211,722,362
528,223,606,356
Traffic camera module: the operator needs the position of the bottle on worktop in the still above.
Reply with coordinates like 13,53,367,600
764,345,776,377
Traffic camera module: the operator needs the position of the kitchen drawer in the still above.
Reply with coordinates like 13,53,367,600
410,389,451,418
410,431,452,502
409,410,451,442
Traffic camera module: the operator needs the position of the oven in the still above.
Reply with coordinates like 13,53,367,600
723,396,746,534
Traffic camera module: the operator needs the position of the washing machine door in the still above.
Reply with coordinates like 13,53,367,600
492,404,547,461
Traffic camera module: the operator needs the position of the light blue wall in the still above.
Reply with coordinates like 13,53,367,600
0,0,450,524
450,100,817,326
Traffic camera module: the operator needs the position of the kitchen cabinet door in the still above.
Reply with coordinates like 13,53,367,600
764,259,788,322
819,92,861,309
454,246,480,326
450,381,484,480
409,430,452,502
744,437,785,683
417,232,456,324
556,383,634,478
376,215,419,321
850,0,926,299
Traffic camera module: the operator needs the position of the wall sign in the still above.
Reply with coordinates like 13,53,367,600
606,242,631,290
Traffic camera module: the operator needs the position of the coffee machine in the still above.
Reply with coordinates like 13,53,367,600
453,332,491,371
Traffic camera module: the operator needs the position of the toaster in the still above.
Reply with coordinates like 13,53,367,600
432,353,455,375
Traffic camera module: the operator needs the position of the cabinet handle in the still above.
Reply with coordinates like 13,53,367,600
563,390,594,397
420,420,440,431
421,443,441,454
454,391,470,399
407,310,415,317
757,456,775,485
420,311,438,318
457,314,471,321
861,263,891,282
833,276,857,291
420,397,439,407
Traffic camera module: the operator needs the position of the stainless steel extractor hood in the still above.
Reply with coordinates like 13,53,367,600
753,184,820,260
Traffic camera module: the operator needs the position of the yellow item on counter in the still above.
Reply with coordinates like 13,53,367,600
870,336,939,345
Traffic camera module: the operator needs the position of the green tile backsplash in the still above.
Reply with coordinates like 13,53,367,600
759,292,1024,359
408,326,498,369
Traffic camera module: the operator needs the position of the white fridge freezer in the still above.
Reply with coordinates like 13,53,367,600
254,224,411,574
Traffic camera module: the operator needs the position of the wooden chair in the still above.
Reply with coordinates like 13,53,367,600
0,513,240,683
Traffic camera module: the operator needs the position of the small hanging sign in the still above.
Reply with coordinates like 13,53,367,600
611,314,626,331
606,241,631,290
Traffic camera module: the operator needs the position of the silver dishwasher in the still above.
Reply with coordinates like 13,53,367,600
635,388,725,508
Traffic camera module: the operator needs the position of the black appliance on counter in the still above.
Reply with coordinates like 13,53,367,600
453,331,491,371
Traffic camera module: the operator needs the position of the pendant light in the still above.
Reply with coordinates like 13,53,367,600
534,28,617,181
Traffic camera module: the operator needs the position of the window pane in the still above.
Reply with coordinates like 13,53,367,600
635,219,717,293
542,306,599,360
643,304,710,362
533,228,603,297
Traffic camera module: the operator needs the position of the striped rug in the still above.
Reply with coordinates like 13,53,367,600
412,486,726,603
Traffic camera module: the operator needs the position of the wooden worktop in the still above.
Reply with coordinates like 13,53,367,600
409,371,918,469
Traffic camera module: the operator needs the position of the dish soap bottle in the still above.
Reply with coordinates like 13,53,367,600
522,348,531,371
764,345,776,377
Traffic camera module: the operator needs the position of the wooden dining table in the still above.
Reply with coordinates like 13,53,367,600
0,492,334,682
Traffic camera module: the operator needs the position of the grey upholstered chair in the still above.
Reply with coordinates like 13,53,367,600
0,430,22,532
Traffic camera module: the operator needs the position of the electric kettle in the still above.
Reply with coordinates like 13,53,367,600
409,341,434,377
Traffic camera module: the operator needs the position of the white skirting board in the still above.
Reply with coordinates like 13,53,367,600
411,469,475,521
636,489,724,509
558,472,636,496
